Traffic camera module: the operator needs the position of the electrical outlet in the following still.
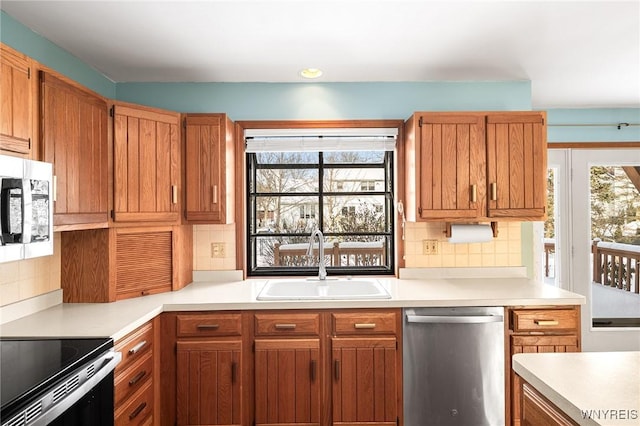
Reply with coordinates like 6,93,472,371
422,239,439,255
211,242,226,258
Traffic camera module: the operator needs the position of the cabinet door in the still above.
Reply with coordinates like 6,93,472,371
332,337,397,425
254,338,320,425
176,340,242,426
487,112,547,220
510,334,579,426
113,104,180,222
41,72,108,227
416,113,486,220
184,114,233,223
1,44,32,155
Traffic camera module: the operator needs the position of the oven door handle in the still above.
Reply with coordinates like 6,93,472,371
28,350,122,426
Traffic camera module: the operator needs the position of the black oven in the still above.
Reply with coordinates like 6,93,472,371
0,338,121,426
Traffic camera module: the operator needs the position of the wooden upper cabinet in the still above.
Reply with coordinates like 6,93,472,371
487,112,547,220
41,71,109,228
184,114,234,224
1,44,33,156
113,103,180,223
414,113,486,220
404,111,547,222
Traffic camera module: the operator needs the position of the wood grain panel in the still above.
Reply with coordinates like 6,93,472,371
521,382,578,426
456,124,470,211
420,122,434,211
41,71,108,226
115,231,172,300
113,103,180,223
184,114,233,224
441,124,458,210
332,337,397,424
509,123,525,209
176,340,242,426
0,44,32,155
254,339,320,425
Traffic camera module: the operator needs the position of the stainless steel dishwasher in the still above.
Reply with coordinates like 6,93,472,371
403,307,504,425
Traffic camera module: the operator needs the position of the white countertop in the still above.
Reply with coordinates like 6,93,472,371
513,351,640,426
0,274,584,341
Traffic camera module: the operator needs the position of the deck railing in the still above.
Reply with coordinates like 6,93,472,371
592,239,639,294
273,241,386,267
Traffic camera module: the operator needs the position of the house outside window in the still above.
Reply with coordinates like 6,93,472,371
245,130,396,277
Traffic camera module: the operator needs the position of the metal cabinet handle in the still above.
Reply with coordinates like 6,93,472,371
128,370,147,386
212,185,218,204
128,340,147,355
274,323,297,330
196,324,220,330
354,323,376,329
470,184,477,203
334,359,340,381
534,319,559,326
171,185,178,204
129,402,147,420
490,183,497,201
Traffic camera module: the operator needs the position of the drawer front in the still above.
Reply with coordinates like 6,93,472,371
115,323,153,374
332,311,397,335
254,312,320,336
512,308,578,332
115,352,153,406
177,312,242,337
115,381,153,426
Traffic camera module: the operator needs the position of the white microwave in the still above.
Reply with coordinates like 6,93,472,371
0,155,54,263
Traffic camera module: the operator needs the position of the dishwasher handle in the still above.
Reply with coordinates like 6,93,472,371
406,314,503,324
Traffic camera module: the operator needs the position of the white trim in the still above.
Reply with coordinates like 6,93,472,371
569,148,640,351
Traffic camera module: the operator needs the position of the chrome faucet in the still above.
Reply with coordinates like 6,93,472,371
307,229,327,280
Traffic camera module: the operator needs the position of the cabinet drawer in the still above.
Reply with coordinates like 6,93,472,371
177,312,242,337
332,311,397,335
254,312,320,336
511,335,579,352
115,381,153,426
511,309,578,332
115,352,153,406
115,323,153,374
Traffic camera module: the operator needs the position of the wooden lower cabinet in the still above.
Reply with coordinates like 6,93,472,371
254,338,321,425
115,320,158,426
162,309,401,426
331,337,397,425
168,312,248,426
520,381,578,426
507,306,581,426
177,340,242,425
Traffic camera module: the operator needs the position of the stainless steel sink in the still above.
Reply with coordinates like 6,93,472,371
256,278,391,300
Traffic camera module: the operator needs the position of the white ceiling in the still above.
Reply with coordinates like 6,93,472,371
2,0,639,108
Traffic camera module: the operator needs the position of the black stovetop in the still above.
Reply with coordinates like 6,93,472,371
0,337,112,420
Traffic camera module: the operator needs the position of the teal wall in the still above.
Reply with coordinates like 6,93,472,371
547,108,640,143
1,11,115,98
115,81,531,120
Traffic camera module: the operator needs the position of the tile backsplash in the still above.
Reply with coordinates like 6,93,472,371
403,222,522,268
0,233,62,307
193,224,237,270
192,222,522,271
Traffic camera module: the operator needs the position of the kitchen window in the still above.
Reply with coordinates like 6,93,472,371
245,129,396,277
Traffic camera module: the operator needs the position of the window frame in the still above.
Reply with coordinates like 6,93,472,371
246,150,395,277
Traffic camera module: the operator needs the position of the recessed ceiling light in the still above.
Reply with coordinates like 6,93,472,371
299,68,323,79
